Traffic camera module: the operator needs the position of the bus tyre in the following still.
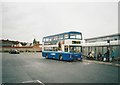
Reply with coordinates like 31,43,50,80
46,54,48,59
59,55,63,60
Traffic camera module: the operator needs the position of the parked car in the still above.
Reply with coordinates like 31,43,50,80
9,49,20,54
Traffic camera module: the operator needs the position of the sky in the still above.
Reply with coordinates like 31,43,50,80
1,0,119,43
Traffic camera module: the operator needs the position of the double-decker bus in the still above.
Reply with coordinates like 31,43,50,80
42,31,83,61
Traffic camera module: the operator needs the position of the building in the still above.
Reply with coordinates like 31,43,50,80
85,33,120,43
0,39,42,52
82,33,120,59
0,39,13,47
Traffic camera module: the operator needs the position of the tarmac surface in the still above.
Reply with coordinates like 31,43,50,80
83,59,120,67
2,52,120,83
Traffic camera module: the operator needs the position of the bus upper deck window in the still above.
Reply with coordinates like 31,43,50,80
59,35,63,39
46,38,49,41
70,34,76,38
70,34,81,39
64,34,68,39
76,34,81,39
53,36,58,40
43,38,45,42
49,37,52,41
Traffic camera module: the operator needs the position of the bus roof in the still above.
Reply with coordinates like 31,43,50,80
43,31,82,38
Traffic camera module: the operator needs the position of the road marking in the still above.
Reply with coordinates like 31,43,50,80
22,80,45,85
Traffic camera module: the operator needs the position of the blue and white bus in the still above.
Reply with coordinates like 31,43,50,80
42,31,83,61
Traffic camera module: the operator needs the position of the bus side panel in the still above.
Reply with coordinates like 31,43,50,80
49,52,55,59
42,51,47,57
42,51,82,61
54,52,73,61
62,53,73,61
54,52,61,60
42,51,52,58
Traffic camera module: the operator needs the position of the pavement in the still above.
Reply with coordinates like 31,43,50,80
83,59,120,67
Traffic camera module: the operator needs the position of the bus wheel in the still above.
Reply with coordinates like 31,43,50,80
59,55,63,60
46,54,48,59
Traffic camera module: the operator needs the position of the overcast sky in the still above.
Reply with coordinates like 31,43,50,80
1,0,119,43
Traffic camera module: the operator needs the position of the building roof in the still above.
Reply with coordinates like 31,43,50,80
85,33,120,40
